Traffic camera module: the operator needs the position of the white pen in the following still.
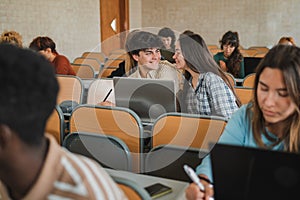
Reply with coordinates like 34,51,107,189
184,165,214,200
183,164,205,191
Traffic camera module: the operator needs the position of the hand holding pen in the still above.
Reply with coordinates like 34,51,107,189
97,89,115,107
184,165,205,191
103,89,112,102
184,165,214,200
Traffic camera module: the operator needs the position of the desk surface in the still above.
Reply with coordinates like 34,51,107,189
106,168,188,200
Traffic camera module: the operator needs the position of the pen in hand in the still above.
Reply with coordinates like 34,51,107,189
184,164,205,191
102,89,112,102
184,165,214,200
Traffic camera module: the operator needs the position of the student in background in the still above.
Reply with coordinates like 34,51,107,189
0,30,23,47
277,36,296,46
214,31,245,78
158,27,176,63
173,30,240,119
186,44,300,200
102,30,182,106
0,44,126,200
29,36,76,75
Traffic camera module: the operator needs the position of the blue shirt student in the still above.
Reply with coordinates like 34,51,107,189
196,104,285,181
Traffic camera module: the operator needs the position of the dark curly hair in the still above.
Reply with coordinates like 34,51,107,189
219,31,243,77
0,44,59,146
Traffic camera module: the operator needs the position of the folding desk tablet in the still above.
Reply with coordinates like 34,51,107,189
210,143,300,200
113,77,176,124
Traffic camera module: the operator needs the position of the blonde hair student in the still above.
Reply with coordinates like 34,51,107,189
0,30,23,47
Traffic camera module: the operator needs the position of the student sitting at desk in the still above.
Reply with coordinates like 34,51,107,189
185,44,300,200
173,30,240,119
29,36,76,76
100,30,182,107
126,30,181,93
214,31,245,79
0,44,126,200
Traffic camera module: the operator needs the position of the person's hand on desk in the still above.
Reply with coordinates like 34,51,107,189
219,60,228,72
185,175,214,200
98,101,115,107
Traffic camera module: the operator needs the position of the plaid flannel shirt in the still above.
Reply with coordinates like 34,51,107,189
186,72,238,119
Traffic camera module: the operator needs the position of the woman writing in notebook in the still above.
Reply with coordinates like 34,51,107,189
186,44,300,199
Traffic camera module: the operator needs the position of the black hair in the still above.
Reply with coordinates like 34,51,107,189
0,44,59,146
219,31,243,77
220,31,239,49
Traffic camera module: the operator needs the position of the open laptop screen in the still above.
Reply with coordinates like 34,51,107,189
113,77,176,123
210,143,300,200
244,57,262,76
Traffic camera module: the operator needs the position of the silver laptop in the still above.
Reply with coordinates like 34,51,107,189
113,77,176,124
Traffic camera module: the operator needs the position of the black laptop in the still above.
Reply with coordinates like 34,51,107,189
113,77,176,124
244,57,262,76
210,143,300,200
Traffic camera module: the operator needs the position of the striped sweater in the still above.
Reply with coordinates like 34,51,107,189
0,135,127,200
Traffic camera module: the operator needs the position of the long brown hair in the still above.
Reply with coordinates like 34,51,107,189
249,44,300,152
178,31,241,107
219,31,243,77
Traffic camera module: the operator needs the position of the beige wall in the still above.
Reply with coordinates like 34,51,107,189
1,0,299,61
141,0,300,48
129,0,142,29
0,0,100,62
0,0,141,61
